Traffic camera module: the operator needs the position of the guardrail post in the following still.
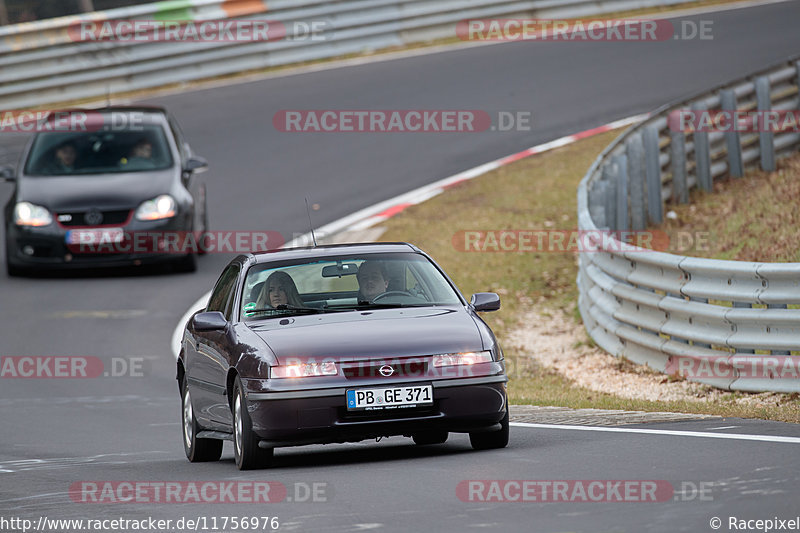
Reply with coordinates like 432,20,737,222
614,154,629,231
755,76,775,172
720,89,743,178
589,181,608,228
602,163,617,231
626,134,646,231
643,125,663,225
669,130,688,203
691,101,712,192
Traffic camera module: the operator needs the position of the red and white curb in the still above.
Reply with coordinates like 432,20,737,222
171,112,647,358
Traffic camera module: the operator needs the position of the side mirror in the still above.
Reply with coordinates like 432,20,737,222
0,165,15,181
183,156,208,174
470,292,500,312
192,311,227,331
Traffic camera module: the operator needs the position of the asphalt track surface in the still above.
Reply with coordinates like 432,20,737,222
1,2,800,532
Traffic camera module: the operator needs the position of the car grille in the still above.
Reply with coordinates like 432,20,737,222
342,360,428,380
57,209,131,227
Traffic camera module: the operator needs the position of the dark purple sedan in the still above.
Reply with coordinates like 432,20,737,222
178,242,508,470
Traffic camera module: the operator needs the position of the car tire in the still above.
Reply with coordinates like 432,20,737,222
6,261,23,277
181,375,223,462
174,253,197,273
232,376,274,470
469,403,509,451
412,430,448,445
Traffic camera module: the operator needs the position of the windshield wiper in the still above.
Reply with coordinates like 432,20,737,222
244,305,325,316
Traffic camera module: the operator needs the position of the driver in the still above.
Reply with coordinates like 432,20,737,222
357,260,389,302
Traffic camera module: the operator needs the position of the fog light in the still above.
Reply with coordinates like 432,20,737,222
22,245,34,256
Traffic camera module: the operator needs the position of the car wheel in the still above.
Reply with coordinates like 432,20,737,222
6,261,23,277
174,253,197,273
181,375,223,462
232,376,274,470
412,430,448,445
469,404,509,451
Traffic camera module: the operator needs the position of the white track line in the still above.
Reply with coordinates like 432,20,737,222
511,422,800,444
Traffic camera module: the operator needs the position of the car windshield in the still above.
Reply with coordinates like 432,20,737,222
241,252,462,320
23,124,174,176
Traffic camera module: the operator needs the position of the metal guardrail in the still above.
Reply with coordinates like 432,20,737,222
577,55,800,393
0,0,691,109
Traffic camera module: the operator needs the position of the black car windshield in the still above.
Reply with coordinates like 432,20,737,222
24,124,174,176
241,252,462,320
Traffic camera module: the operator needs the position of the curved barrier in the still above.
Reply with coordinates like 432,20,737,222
577,55,800,393
2,0,691,109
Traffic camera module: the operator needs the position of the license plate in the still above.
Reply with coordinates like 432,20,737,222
346,385,433,411
66,228,124,245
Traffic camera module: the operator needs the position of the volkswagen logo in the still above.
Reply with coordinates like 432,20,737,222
378,365,395,377
84,209,103,226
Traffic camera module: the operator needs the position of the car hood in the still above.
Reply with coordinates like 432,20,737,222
17,169,175,211
247,307,484,362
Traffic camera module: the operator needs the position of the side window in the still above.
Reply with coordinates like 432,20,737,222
207,265,240,319
168,117,189,163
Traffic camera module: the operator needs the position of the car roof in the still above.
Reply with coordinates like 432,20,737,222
247,242,422,264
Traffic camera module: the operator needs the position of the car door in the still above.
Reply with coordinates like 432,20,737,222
189,264,240,429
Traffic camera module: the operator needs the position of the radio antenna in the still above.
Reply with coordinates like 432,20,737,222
305,198,318,247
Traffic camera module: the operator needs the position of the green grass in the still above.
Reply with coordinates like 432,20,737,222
376,130,800,423
656,155,800,262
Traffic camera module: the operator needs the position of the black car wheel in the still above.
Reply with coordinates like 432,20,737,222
174,253,197,273
412,430,448,445
181,376,222,462
232,376,274,470
469,403,509,450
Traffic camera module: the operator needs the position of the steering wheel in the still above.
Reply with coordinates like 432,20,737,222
371,291,412,302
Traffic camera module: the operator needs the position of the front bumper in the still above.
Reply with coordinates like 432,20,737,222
6,217,191,270
242,374,508,446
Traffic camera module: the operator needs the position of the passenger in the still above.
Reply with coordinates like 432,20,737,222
44,141,78,174
357,261,389,302
120,137,156,169
256,271,303,308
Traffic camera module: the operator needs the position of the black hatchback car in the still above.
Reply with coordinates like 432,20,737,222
1,107,209,275
178,243,509,470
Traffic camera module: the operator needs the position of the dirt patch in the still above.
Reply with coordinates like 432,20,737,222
507,305,792,408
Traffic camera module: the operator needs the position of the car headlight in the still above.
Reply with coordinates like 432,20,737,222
135,194,176,221
432,351,493,367
271,361,338,378
13,202,52,227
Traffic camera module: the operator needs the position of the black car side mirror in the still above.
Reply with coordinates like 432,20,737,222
0,165,15,181
192,311,227,331
470,292,501,312
183,156,209,174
